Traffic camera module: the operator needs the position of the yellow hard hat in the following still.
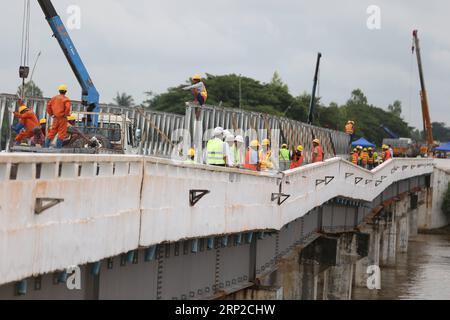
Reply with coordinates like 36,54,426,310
67,114,77,121
313,139,320,144
39,118,47,124
368,147,373,151
297,145,304,152
58,84,68,92
357,145,363,150
363,148,367,151
262,139,270,146
18,105,28,113
192,74,201,81
383,145,389,150
281,143,288,148
188,148,195,157
250,140,260,148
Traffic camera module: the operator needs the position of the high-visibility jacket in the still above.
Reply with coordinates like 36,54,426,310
279,148,290,161
382,150,392,162
206,138,225,165
259,149,273,170
368,152,375,164
290,153,303,169
46,94,71,118
361,151,369,166
312,145,324,163
244,149,258,171
14,109,39,132
345,123,354,135
231,145,242,166
351,152,358,165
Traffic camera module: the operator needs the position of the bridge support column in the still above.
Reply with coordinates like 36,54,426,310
354,227,380,288
395,197,410,254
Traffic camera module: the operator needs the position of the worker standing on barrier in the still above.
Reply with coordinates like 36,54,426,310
351,148,359,165
312,139,324,163
244,140,260,171
279,143,291,171
232,135,244,168
290,145,304,169
259,139,273,171
361,148,369,169
367,147,375,170
206,127,226,166
345,120,355,141
13,103,39,145
45,84,72,149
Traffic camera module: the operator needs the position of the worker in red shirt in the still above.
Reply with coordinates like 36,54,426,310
382,145,392,161
290,145,304,169
312,139,324,163
45,85,72,148
13,103,39,145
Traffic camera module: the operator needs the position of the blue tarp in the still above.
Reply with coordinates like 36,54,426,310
351,137,376,148
435,142,450,152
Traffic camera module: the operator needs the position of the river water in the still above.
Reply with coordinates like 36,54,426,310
353,233,450,300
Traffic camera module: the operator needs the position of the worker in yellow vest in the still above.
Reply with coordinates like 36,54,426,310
206,127,226,166
279,143,291,171
361,148,369,169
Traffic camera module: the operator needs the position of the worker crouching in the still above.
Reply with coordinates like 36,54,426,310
45,84,72,148
13,104,39,145
290,145,304,169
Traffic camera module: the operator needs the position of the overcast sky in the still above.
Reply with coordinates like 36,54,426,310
1,0,449,129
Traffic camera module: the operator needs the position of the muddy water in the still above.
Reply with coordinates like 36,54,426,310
353,233,450,300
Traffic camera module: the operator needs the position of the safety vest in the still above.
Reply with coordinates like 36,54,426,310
290,154,303,169
279,148,290,161
352,153,358,165
231,145,241,165
259,150,273,170
361,152,369,165
206,138,225,165
368,153,375,164
345,123,354,135
383,150,392,161
244,149,258,171
312,146,324,163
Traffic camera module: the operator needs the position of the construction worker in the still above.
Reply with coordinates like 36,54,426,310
367,147,375,170
39,118,47,136
62,114,80,146
351,148,359,165
373,149,380,167
382,145,392,162
183,74,208,106
185,148,196,164
279,144,291,171
244,140,260,171
45,84,72,148
290,145,304,169
312,139,324,163
206,127,226,166
259,139,274,171
224,133,235,167
356,145,363,165
12,104,39,145
389,144,394,159
345,120,355,140
232,135,245,168
361,148,369,169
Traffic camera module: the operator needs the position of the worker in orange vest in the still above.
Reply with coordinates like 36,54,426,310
312,139,324,163
45,84,72,148
361,148,369,169
244,140,260,171
13,104,39,145
351,148,359,165
356,145,363,165
382,145,392,162
290,145,304,169
345,121,355,134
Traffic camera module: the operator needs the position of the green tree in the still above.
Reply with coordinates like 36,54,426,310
432,122,450,143
17,81,43,98
388,100,402,118
113,92,134,107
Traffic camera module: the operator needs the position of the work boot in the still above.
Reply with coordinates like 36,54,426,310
56,139,64,149
44,138,51,148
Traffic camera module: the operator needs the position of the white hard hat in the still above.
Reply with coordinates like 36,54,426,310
225,135,235,142
223,130,232,137
235,135,244,143
214,127,224,136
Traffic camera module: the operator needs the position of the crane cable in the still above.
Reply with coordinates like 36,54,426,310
409,36,417,130
19,0,31,99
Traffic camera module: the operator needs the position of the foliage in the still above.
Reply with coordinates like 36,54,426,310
113,92,134,107
17,81,43,98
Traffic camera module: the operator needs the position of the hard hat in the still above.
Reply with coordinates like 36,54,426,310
313,139,320,144
297,145,304,152
363,148,367,151
235,135,244,143
281,143,288,149
357,145,363,150
262,139,270,146
250,140,260,148
192,74,201,81
67,114,77,121
383,145,389,150
18,105,28,113
223,130,232,137
39,118,47,124
213,127,224,136
353,148,357,152
188,148,195,157
225,135,235,142
58,84,68,92
368,147,373,151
